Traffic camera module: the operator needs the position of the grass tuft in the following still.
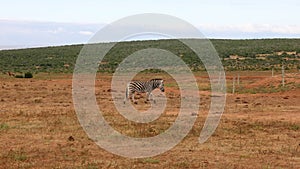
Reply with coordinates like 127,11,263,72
0,123,9,131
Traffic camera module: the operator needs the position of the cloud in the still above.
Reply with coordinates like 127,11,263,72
47,27,65,34
0,19,103,48
79,31,94,36
1,19,300,50
199,24,300,38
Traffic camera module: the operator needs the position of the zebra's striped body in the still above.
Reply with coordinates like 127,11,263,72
124,79,164,104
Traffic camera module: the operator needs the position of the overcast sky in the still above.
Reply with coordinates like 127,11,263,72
1,0,300,49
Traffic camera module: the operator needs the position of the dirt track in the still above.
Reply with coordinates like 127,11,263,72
0,72,299,168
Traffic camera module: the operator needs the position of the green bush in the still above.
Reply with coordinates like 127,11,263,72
15,75,24,78
24,72,33,78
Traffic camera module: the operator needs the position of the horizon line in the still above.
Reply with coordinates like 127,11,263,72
1,37,300,51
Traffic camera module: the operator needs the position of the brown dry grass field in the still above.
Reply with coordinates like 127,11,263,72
0,71,299,169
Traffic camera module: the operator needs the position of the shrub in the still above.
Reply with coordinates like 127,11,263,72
24,72,33,78
15,75,24,78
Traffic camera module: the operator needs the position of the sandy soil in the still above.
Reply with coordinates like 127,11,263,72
0,72,299,169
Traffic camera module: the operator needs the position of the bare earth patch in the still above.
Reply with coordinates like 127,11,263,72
0,72,299,168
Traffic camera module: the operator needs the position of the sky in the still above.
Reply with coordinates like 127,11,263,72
1,0,300,49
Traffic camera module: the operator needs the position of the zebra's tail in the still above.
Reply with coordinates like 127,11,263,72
124,84,129,104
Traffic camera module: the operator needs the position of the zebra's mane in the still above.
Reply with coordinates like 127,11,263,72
150,78,163,81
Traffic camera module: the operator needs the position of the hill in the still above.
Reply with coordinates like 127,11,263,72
0,39,299,73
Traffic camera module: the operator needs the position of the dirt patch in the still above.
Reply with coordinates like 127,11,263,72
0,73,299,168
247,73,300,89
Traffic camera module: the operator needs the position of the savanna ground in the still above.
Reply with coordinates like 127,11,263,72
0,71,299,169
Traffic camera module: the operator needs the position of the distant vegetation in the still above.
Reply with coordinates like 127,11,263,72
0,39,299,74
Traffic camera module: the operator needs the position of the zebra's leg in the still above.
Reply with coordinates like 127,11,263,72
132,93,137,104
148,92,156,103
150,93,153,100
144,92,150,103
123,93,126,104
150,93,156,104
146,92,150,101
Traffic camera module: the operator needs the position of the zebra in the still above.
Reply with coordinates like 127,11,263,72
123,79,165,104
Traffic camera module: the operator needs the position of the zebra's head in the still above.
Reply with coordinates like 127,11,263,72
159,80,165,92
151,79,164,92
